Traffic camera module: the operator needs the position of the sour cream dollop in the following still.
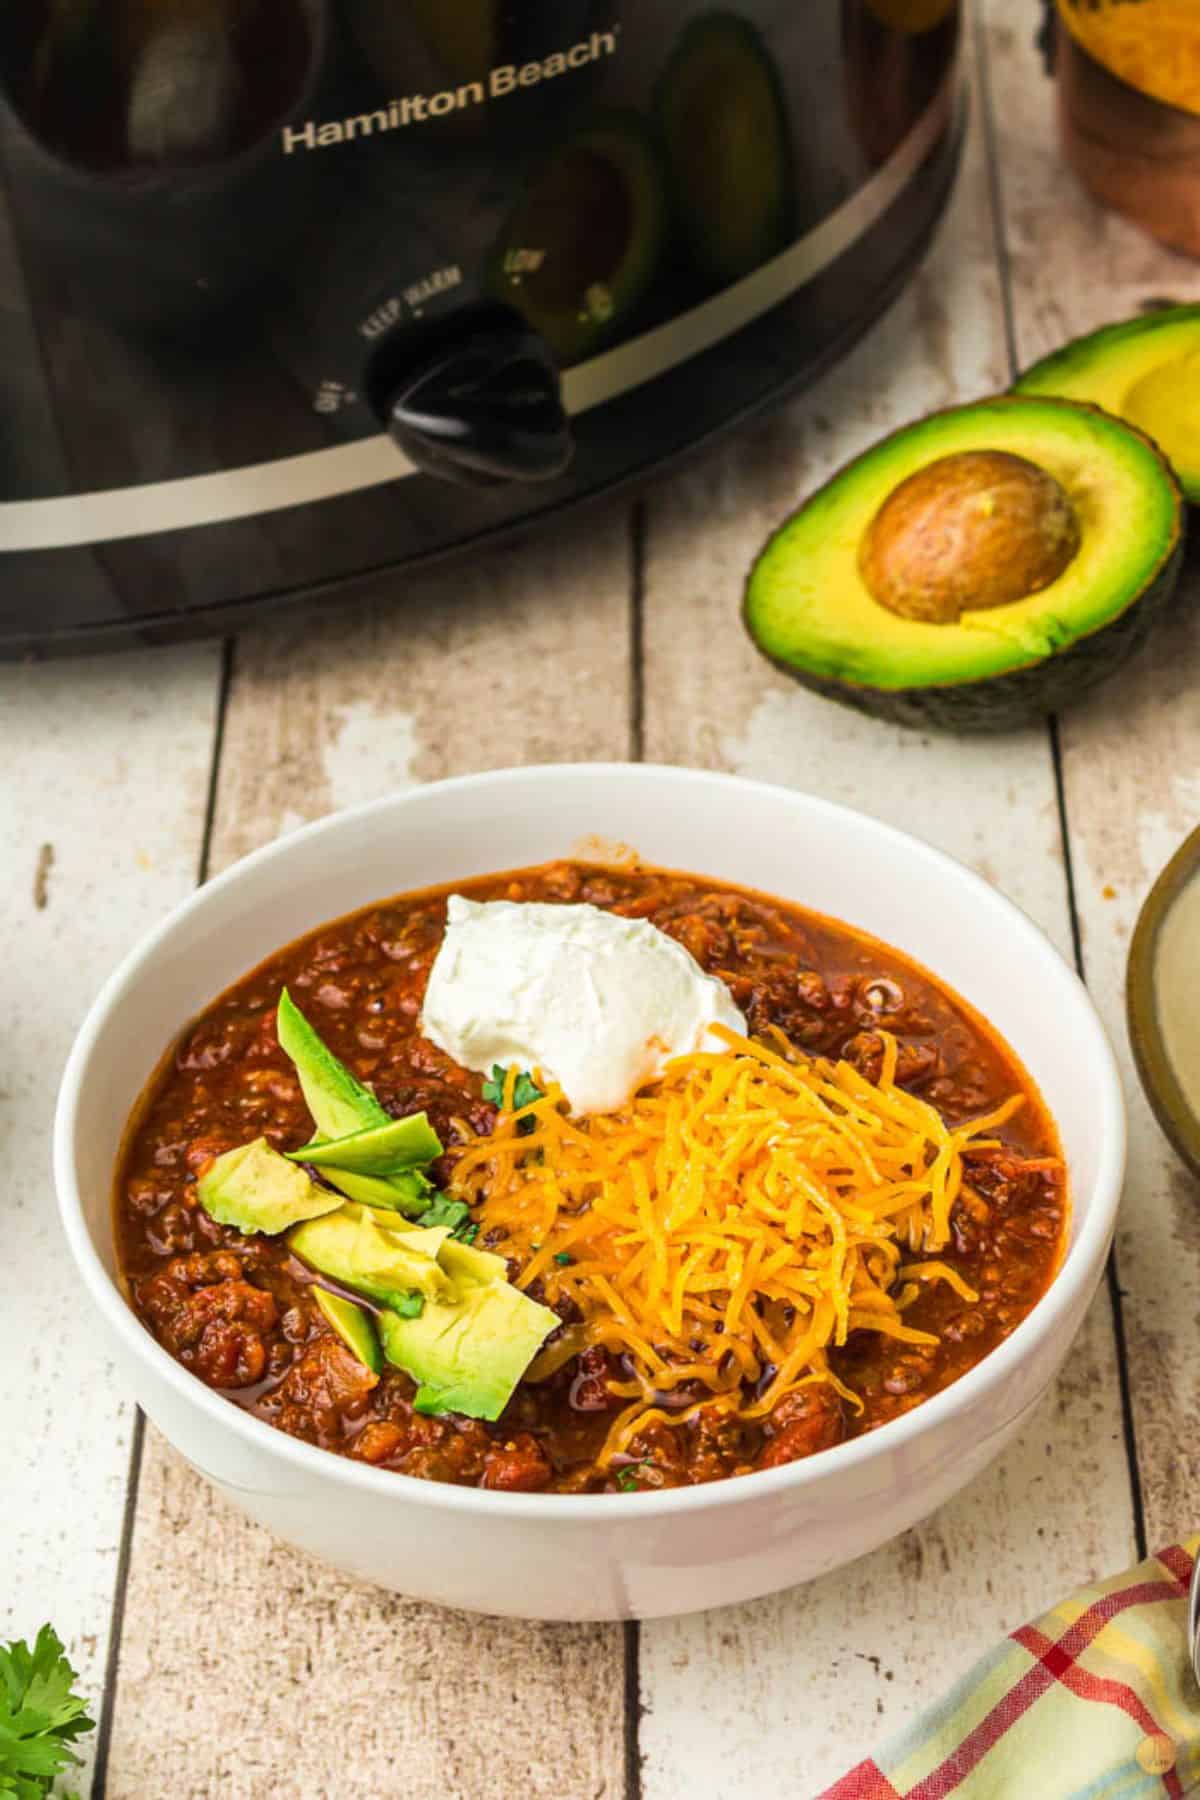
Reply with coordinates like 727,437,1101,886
421,896,747,1115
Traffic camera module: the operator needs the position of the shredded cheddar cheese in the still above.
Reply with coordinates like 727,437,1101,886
448,1027,1024,1466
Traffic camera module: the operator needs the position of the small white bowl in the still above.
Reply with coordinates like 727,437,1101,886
54,765,1125,1620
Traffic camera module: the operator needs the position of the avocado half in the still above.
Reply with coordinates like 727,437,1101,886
655,13,791,289
744,395,1185,733
1016,306,1200,505
488,111,667,366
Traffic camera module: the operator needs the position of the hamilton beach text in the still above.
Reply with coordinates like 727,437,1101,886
281,30,619,155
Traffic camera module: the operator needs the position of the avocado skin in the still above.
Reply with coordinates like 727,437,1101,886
756,536,1184,733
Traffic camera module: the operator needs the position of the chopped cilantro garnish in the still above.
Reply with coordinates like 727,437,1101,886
415,1193,480,1245
0,1624,96,1798
386,1292,425,1319
482,1065,545,1113
554,1251,573,1266
615,1462,652,1493
417,1195,471,1233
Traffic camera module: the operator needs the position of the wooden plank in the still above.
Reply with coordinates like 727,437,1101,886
635,34,1139,1796
102,508,634,1800
981,0,1200,1551
0,643,222,1796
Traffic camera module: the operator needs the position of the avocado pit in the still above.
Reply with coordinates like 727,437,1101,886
859,449,1083,625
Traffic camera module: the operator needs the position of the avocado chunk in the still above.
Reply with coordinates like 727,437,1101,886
1015,306,1200,505
312,1287,382,1376
289,1204,454,1311
656,14,791,289
438,1237,508,1289
276,990,437,1217
291,1112,442,1177
744,395,1185,733
489,110,667,365
196,1138,342,1236
277,988,390,1139
311,1165,434,1218
378,1281,557,1422
353,1203,498,1281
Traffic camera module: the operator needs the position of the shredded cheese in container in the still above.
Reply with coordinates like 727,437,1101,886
448,1025,1024,1466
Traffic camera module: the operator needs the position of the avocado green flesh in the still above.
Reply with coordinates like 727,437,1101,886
378,1283,557,1422
657,15,791,286
313,1165,433,1217
289,1206,453,1307
277,988,389,1140
353,1204,507,1287
1016,308,1200,503
218,995,546,1421
197,1138,342,1236
276,989,435,1216
312,1287,382,1376
745,397,1182,693
491,114,666,364
292,1111,442,1177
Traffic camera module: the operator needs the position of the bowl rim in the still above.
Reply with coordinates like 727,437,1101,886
1126,822,1200,1179
54,762,1127,1521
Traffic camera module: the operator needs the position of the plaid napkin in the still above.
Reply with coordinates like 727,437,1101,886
821,1538,1200,1800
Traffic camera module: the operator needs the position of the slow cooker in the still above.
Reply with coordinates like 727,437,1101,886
0,1,963,658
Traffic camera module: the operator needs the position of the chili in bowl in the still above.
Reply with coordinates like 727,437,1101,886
55,765,1124,1619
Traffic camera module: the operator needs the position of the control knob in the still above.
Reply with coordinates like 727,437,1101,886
382,323,573,487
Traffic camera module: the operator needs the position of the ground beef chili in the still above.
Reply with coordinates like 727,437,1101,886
115,860,1066,1494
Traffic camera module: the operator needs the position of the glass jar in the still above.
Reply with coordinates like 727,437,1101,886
1055,0,1200,258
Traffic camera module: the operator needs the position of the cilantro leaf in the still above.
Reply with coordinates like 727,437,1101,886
553,1251,572,1266
481,1066,545,1113
480,1065,506,1106
416,1195,470,1232
415,1195,480,1245
383,1291,425,1319
0,1625,95,1798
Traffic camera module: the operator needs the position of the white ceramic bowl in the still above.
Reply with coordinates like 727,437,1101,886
55,765,1125,1621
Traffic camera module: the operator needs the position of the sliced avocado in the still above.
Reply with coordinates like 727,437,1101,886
744,395,1185,733
312,1287,382,1376
196,1138,342,1236
656,14,791,289
378,1281,557,1422
438,1237,508,1288
289,1205,453,1310
351,1202,494,1277
1015,307,1200,505
291,1111,442,1177
277,989,436,1216
277,988,390,1140
489,110,667,365
315,1165,434,1218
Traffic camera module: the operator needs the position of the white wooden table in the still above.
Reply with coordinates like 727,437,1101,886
4,7,1198,1794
